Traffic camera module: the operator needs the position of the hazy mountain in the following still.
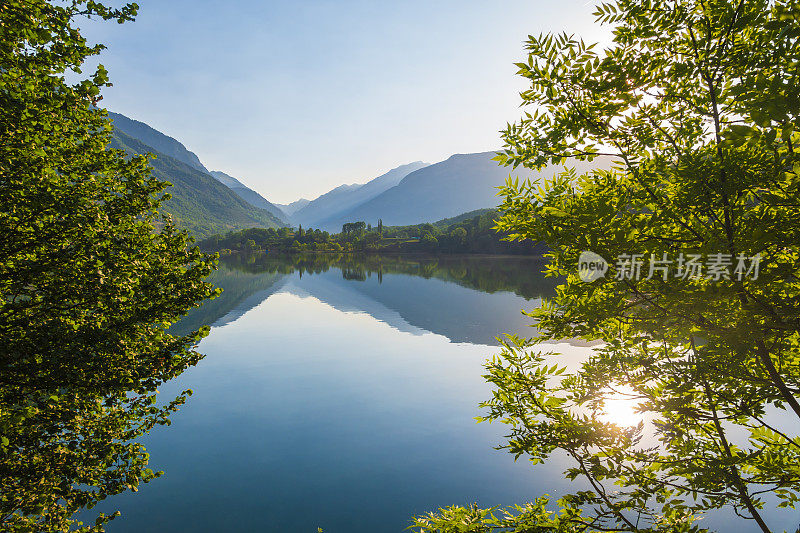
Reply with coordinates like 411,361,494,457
108,112,209,173
321,152,607,231
207,170,246,188
290,183,360,226
110,130,283,239
275,198,310,217
209,171,288,224
306,152,505,230
291,162,428,228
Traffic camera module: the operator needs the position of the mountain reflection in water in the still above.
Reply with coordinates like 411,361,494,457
174,253,558,345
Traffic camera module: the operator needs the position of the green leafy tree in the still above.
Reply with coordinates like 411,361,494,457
421,232,439,251
243,238,258,253
342,221,367,237
0,1,217,531
414,0,800,531
450,226,468,246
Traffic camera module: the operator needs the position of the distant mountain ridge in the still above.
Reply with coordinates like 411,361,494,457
109,129,283,238
289,184,360,226
108,112,209,173
311,152,609,232
108,112,606,239
108,111,288,225
299,152,512,231
209,171,288,223
275,198,310,216
290,162,428,227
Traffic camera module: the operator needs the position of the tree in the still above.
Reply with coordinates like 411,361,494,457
243,238,258,253
413,0,800,531
0,2,217,531
362,232,381,249
450,226,467,243
421,232,439,251
342,221,367,237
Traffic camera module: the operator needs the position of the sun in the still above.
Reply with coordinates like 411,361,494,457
598,385,644,427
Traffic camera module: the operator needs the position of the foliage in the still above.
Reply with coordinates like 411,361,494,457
342,221,367,236
199,210,547,255
412,498,589,533
0,1,217,531
413,0,800,532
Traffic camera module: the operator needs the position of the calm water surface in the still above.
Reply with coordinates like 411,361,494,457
100,254,795,532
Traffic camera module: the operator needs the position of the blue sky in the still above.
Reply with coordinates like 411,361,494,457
83,1,609,203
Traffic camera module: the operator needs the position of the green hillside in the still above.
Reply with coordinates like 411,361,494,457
110,130,284,239
431,208,494,228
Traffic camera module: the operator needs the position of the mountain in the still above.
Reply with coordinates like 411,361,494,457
290,184,360,226
108,112,209,173
207,170,246,189
110,129,283,239
319,152,606,231
275,198,310,217
290,162,428,228
108,111,288,225
209,171,288,224
304,152,508,231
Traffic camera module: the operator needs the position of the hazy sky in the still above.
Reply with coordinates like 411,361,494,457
82,1,609,203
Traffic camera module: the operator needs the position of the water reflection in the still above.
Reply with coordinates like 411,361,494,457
101,253,781,533
99,254,584,533
176,253,558,345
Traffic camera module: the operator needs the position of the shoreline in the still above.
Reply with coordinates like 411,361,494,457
217,249,549,260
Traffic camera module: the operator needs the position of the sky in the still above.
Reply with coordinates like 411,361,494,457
81,0,610,203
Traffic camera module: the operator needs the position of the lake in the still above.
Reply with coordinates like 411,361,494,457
99,253,795,532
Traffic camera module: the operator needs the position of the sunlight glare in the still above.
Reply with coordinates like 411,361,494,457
599,385,644,427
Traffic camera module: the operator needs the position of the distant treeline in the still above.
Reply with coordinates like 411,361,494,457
198,209,547,256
